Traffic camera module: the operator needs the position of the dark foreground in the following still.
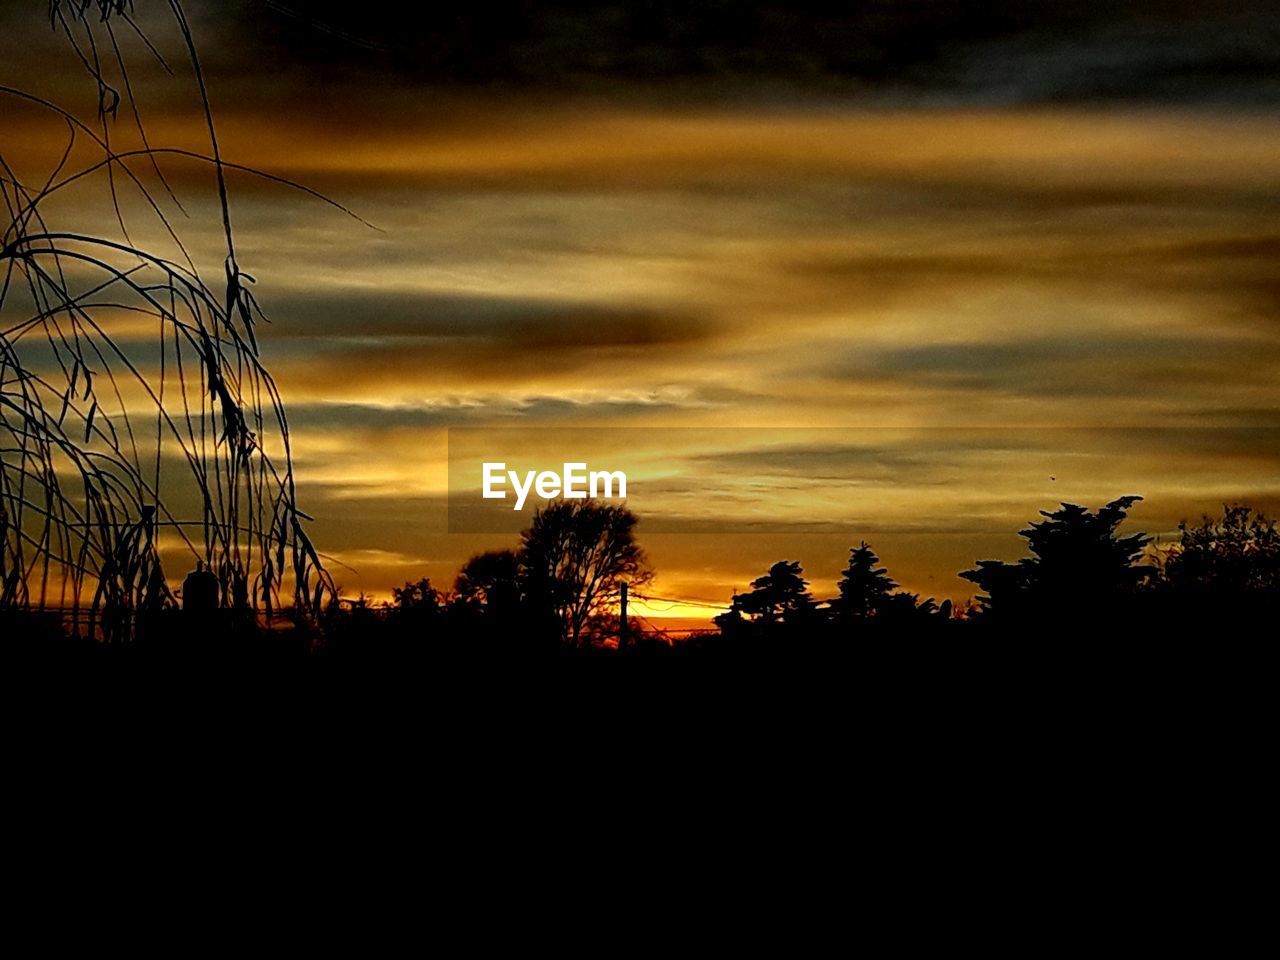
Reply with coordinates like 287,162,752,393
2,599,1269,670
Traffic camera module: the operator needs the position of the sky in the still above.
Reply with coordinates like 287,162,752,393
2,1,1278,616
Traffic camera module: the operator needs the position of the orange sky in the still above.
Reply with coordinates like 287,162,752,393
3,5,1279,615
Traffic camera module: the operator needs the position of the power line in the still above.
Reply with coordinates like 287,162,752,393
633,615,715,636
600,584,732,611
631,591,731,611
261,1,390,51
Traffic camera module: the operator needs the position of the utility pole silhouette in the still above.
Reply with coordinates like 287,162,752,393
619,582,629,649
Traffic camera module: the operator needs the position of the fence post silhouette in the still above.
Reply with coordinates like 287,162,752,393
183,562,219,616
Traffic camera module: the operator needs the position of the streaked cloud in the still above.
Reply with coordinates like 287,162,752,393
3,4,1279,606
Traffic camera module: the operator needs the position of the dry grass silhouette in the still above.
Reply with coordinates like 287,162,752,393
1,2,362,639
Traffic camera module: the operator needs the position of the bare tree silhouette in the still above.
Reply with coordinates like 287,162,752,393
520,500,650,647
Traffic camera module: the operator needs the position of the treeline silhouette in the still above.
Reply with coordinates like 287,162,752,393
5,494,1278,664
704,494,1278,652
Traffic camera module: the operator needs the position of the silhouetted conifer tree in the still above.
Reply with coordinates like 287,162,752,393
830,542,897,624
729,560,816,627
961,496,1152,618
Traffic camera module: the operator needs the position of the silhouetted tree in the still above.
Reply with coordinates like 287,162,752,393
446,549,530,649
829,542,896,625
727,560,816,627
711,604,747,636
454,550,522,616
394,577,439,613
961,496,1152,618
1159,505,1280,596
520,500,651,646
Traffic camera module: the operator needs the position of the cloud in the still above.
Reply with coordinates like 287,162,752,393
171,2,1280,106
790,232,1280,292
833,334,1237,394
690,442,970,484
258,289,716,347
284,386,734,431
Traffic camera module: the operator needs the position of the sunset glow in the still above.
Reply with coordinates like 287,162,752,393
4,2,1277,617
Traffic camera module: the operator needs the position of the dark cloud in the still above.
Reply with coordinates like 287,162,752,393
793,231,1280,292
9,2,1274,110
255,291,720,390
825,334,1280,399
258,289,715,347
198,1,1280,106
